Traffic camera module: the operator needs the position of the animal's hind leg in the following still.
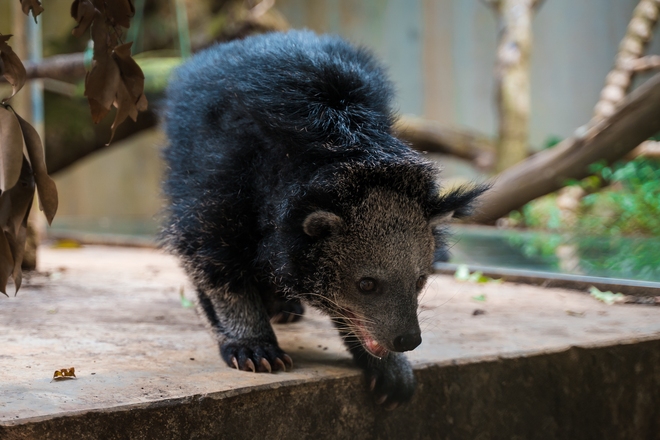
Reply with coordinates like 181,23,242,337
267,291,305,324
196,285,293,373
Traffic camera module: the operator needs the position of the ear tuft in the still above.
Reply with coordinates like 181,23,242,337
430,183,490,224
303,211,344,237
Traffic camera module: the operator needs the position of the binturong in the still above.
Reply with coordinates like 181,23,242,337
161,30,487,409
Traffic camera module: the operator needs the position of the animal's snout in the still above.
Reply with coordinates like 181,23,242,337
392,332,422,352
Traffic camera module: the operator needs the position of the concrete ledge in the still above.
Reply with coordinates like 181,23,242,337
2,247,660,439
3,339,660,440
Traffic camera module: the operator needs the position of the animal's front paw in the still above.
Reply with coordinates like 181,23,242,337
365,353,416,410
220,340,293,373
268,297,305,324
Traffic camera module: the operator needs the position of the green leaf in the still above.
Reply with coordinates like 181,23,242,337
589,286,625,305
454,264,470,281
471,294,487,302
180,289,194,308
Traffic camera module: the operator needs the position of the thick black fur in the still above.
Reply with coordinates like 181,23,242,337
162,30,486,406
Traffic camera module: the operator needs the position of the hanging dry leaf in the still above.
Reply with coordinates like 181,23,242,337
0,106,26,192
70,0,148,141
52,367,77,381
84,14,121,123
109,80,138,143
0,36,27,103
0,230,14,296
0,157,35,239
14,113,58,225
70,0,97,38
5,217,28,292
20,0,44,22
1,157,34,293
112,42,146,104
105,0,135,29
107,42,148,142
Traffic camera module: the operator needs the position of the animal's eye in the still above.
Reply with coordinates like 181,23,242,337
416,275,427,290
358,278,377,293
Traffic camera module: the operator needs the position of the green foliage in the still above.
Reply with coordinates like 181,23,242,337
580,158,660,236
511,157,660,237
502,156,660,281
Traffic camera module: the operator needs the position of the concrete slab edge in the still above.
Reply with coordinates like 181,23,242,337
3,336,659,440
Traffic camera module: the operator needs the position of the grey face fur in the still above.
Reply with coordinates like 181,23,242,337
304,188,435,357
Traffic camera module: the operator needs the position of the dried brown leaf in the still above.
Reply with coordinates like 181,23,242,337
70,0,97,38
14,113,58,225
105,0,135,28
6,218,28,293
52,367,77,381
84,14,121,121
112,42,145,98
85,55,121,122
0,157,35,238
0,230,14,296
106,42,148,142
21,0,44,22
109,80,137,144
0,36,27,103
0,106,27,191
136,93,148,112
1,157,34,294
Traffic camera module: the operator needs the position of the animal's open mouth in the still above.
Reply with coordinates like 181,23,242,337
344,311,389,358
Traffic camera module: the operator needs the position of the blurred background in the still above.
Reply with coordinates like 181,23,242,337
1,0,659,282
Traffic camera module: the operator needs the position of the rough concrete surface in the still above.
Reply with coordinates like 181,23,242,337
1,246,659,439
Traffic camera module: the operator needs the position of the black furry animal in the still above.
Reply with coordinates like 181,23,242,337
162,30,485,408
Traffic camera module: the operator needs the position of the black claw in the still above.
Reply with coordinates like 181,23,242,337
385,402,399,411
273,357,286,372
220,341,293,374
260,358,272,373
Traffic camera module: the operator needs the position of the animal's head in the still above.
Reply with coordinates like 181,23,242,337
302,185,486,358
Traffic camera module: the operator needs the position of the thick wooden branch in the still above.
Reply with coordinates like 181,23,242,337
628,55,660,72
0,53,86,83
472,71,660,224
46,106,158,175
394,116,496,169
492,0,536,172
593,0,659,119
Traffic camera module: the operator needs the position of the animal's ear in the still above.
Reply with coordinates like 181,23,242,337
303,211,344,237
429,184,489,226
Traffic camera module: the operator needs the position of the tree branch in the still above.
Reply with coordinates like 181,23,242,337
0,52,86,83
393,116,496,169
593,0,659,119
472,71,660,224
628,54,660,72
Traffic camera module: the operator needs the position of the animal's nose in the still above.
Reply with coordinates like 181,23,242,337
392,332,422,352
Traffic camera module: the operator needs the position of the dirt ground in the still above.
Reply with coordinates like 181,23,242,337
2,245,660,424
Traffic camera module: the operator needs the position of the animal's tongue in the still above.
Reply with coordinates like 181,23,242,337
345,311,389,358
363,332,389,358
